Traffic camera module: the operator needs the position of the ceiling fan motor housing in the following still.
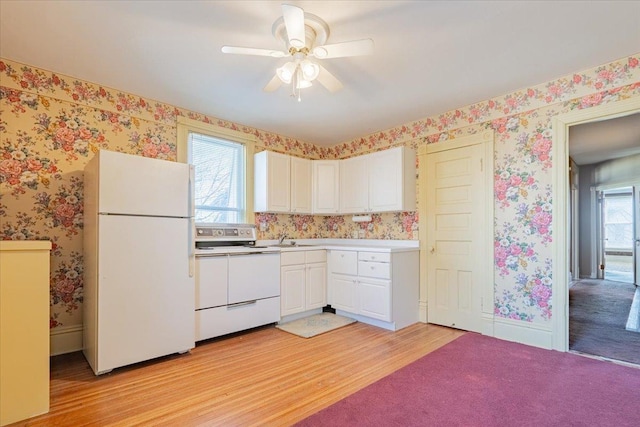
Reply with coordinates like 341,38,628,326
272,12,330,51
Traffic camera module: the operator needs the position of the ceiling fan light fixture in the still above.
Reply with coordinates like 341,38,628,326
276,61,297,84
296,79,312,89
301,59,320,81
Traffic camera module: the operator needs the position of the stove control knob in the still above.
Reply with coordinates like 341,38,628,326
215,229,223,236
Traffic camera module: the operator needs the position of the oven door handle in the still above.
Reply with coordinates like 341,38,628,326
227,300,257,308
195,253,228,257
227,251,276,256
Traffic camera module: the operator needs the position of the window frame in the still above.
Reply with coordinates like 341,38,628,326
177,116,255,224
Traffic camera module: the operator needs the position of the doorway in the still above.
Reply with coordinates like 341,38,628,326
552,96,640,352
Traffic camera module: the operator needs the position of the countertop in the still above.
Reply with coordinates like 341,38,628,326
256,238,419,253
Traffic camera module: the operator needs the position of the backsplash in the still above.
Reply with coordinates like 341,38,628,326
255,211,419,240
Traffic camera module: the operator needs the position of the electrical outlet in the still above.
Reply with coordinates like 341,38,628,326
351,230,359,239
358,229,365,239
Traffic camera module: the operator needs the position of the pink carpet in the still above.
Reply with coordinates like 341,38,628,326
296,333,640,426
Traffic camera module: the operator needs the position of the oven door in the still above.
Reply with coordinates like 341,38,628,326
228,252,280,305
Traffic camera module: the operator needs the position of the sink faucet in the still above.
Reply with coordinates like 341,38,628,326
278,234,286,244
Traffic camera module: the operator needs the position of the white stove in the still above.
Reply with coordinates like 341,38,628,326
193,223,281,342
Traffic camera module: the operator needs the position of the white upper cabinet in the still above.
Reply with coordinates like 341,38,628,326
254,151,290,213
256,146,415,215
339,155,368,213
290,156,312,214
312,160,340,214
367,146,416,212
339,146,416,214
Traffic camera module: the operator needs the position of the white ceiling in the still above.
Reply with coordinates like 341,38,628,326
1,0,640,149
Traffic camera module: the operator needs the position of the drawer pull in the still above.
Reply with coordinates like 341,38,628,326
227,300,257,308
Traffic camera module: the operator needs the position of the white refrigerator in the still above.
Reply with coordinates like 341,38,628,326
83,149,195,375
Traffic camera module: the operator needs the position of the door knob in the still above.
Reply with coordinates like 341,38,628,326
430,246,435,254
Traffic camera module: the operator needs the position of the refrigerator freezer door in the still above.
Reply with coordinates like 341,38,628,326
98,150,190,217
97,215,194,374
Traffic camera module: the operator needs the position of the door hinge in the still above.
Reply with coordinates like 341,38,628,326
480,158,483,172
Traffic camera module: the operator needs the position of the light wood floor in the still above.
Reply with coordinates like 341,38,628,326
15,322,463,427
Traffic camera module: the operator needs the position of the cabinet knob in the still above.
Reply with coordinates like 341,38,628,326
371,266,375,270
430,246,435,254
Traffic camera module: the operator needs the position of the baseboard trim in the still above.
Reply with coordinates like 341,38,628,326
481,313,495,336
493,317,553,350
50,325,83,356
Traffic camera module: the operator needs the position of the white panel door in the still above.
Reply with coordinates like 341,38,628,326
281,265,305,316
291,156,312,214
98,215,194,372
98,150,190,217
340,155,368,213
426,143,484,332
633,185,640,285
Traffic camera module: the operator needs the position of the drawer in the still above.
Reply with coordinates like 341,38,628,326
330,250,357,275
196,297,281,341
305,250,326,264
358,261,391,279
281,251,306,266
358,252,390,263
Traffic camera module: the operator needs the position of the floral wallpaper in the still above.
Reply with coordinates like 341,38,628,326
1,53,639,337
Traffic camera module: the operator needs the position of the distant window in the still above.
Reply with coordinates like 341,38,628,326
176,117,255,225
603,192,633,250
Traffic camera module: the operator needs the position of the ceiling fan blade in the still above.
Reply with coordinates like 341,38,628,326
316,65,343,93
264,74,282,92
312,39,374,59
221,46,286,58
282,4,306,49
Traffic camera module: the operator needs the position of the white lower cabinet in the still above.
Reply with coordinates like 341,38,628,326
328,249,418,330
280,250,327,317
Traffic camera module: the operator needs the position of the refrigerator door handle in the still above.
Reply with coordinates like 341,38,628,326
188,165,195,278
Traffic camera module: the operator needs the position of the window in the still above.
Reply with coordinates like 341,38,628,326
177,117,255,224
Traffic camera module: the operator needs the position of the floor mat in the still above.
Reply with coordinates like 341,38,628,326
276,313,356,338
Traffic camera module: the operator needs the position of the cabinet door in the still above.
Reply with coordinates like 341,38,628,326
281,265,306,316
329,274,358,313
291,156,312,214
312,160,340,214
254,151,290,212
358,277,391,321
340,155,368,213
368,148,404,212
306,263,327,309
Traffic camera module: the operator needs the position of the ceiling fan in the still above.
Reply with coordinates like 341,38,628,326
221,4,374,100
